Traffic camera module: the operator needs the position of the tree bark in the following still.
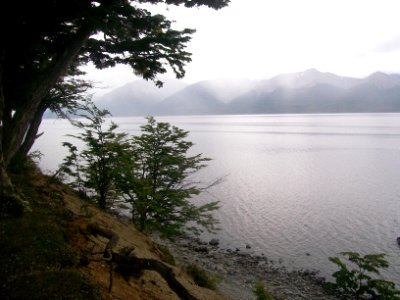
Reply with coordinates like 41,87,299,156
2,0,124,167
0,49,25,216
2,24,93,168
11,104,47,167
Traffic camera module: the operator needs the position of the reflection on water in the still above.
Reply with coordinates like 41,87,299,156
34,113,400,285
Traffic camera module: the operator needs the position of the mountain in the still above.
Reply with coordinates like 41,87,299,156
154,81,226,115
94,78,258,116
89,69,400,116
254,68,360,93
226,84,347,114
94,79,187,116
226,70,400,114
362,71,400,89
188,79,259,103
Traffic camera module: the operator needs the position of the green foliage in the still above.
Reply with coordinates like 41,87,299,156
60,101,129,209
2,270,100,300
254,281,274,300
60,108,220,236
46,75,93,120
157,244,176,266
0,185,100,300
187,263,218,290
327,252,400,299
0,211,76,281
0,0,230,212
116,116,220,237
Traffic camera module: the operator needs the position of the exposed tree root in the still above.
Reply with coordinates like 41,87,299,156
86,223,199,300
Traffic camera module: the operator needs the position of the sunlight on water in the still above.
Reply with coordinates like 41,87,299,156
34,113,400,284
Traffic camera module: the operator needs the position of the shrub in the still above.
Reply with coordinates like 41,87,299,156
2,270,100,300
327,252,400,299
0,194,100,300
157,244,176,266
187,263,218,290
254,280,274,300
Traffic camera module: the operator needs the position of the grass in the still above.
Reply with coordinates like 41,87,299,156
3,270,100,300
254,281,274,300
187,263,218,290
0,162,101,300
157,244,176,266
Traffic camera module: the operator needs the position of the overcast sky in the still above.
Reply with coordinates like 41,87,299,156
84,0,400,95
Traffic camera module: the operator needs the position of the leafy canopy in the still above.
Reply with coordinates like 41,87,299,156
59,108,219,237
0,0,229,215
117,116,220,236
60,102,129,209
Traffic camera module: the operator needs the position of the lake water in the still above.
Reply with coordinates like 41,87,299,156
34,113,400,285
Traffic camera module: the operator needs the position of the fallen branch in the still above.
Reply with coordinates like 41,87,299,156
86,223,118,259
86,223,199,300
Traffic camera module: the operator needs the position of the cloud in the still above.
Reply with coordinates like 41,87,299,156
375,35,400,53
83,0,400,94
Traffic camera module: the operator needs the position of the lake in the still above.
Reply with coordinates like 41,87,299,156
33,113,400,284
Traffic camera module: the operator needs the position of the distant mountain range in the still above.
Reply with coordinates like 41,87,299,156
94,69,400,116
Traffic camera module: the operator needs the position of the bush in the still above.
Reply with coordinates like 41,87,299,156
0,180,100,300
157,244,176,266
187,263,218,290
1,270,100,300
0,210,78,282
327,252,400,299
254,281,274,300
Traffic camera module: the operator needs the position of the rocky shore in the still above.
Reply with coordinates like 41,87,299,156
153,235,338,300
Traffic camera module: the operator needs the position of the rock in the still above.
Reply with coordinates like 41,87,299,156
315,276,326,285
153,233,337,300
397,237,400,245
194,246,208,253
246,244,251,249
209,238,219,246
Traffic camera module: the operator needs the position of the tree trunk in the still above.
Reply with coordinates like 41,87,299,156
0,49,25,216
0,0,122,214
11,104,47,168
2,24,93,168
0,25,92,214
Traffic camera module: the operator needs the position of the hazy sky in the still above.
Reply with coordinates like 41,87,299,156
84,0,400,95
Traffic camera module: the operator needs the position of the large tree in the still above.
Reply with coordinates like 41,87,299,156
0,0,229,214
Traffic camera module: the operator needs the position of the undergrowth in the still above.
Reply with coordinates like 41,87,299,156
187,263,219,290
157,244,176,266
254,280,274,300
0,162,100,299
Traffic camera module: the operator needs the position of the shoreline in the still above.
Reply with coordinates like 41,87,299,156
153,235,338,300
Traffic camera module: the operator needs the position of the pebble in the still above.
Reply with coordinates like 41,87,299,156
152,235,338,300
209,238,219,246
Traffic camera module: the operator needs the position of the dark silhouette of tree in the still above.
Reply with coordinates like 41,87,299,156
0,0,229,215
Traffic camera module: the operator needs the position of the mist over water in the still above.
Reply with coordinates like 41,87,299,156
35,113,400,284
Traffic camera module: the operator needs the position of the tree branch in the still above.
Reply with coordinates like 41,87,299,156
86,223,200,300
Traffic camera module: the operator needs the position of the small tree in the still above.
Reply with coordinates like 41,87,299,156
60,102,129,209
117,116,219,237
327,252,400,299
